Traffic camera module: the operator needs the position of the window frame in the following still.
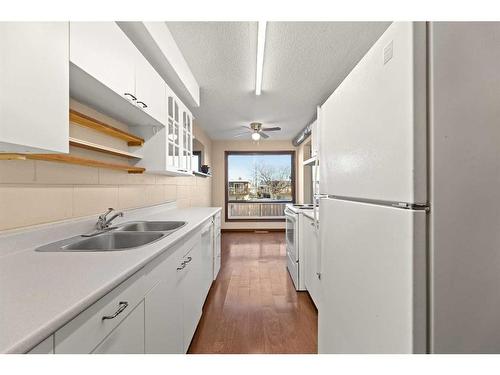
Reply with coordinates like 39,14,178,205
224,150,296,222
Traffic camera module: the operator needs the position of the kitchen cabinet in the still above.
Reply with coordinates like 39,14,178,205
144,250,184,354
134,55,167,124
70,22,166,126
70,22,137,106
303,214,321,308
92,301,145,354
310,119,319,158
166,93,193,174
200,219,214,299
136,89,194,176
28,211,220,354
179,240,203,352
0,22,69,154
213,212,221,279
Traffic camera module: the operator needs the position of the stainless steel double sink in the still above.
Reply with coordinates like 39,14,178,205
36,221,186,252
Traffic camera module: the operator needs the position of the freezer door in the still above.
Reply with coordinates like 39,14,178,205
319,22,427,204
318,198,426,353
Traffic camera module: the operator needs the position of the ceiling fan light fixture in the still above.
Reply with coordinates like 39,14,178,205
251,132,261,141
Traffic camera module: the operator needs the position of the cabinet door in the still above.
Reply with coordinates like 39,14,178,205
135,57,166,124
0,22,69,153
213,232,221,280
200,221,214,298
144,254,184,354
70,22,137,104
167,95,181,169
180,241,203,352
92,301,145,354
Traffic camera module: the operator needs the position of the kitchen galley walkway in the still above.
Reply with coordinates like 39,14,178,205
188,231,318,354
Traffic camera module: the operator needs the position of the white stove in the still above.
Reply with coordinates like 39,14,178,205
285,203,314,214
284,203,312,291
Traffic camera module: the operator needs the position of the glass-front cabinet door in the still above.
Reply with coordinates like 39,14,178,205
167,96,181,169
166,93,193,174
182,110,193,172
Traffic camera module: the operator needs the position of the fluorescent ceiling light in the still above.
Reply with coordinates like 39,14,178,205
255,21,267,95
251,132,261,141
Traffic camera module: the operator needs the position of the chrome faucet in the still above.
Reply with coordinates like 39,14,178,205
96,208,124,230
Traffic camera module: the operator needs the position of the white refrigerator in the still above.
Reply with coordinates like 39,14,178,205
317,22,500,353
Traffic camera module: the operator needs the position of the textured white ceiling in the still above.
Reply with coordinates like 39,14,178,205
166,22,391,140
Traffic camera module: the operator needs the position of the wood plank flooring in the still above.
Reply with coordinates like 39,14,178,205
188,231,318,354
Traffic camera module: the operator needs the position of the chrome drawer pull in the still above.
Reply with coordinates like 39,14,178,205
102,301,128,321
184,256,192,263
124,93,137,101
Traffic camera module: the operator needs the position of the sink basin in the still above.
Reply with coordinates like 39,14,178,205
36,232,165,252
116,221,186,232
63,232,164,251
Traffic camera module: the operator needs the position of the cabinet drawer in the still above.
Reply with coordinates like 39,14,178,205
142,231,200,288
92,301,145,354
55,271,149,354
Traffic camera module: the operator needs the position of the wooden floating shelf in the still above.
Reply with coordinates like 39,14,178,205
69,137,143,159
1,153,145,174
70,110,144,146
0,154,26,160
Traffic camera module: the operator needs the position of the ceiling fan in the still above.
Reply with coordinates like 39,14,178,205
233,122,282,141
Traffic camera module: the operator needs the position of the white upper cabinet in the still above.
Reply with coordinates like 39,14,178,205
135,55,167,124
70,22,167,127
0,22,69,153
310,120,318,158
69,21,193,175
133,87,194,176
70,22,137,104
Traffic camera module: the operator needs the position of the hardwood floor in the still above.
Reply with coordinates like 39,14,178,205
188,231,318,354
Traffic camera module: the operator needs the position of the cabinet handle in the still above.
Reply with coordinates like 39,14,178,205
136,101,148,108
310,221,315,226
102,301,128,321
124,93,137,101
177,263,186,271
181,256,193,266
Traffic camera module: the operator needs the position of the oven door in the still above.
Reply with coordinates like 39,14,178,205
285,208,298,262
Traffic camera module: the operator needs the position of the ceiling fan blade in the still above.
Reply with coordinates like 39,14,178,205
232,132,251,138
260,132,270,139
261,127,281,131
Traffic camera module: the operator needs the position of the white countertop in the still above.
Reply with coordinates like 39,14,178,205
0,203,221,354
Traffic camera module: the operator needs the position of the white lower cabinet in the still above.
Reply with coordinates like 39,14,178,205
180,240,203,352
213,212,221,280
303,215,321,308
200,220,214,298
92,301,145,354
144,250,184,354
36,212,221,354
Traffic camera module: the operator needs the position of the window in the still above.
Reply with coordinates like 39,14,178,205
225,151,295,221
